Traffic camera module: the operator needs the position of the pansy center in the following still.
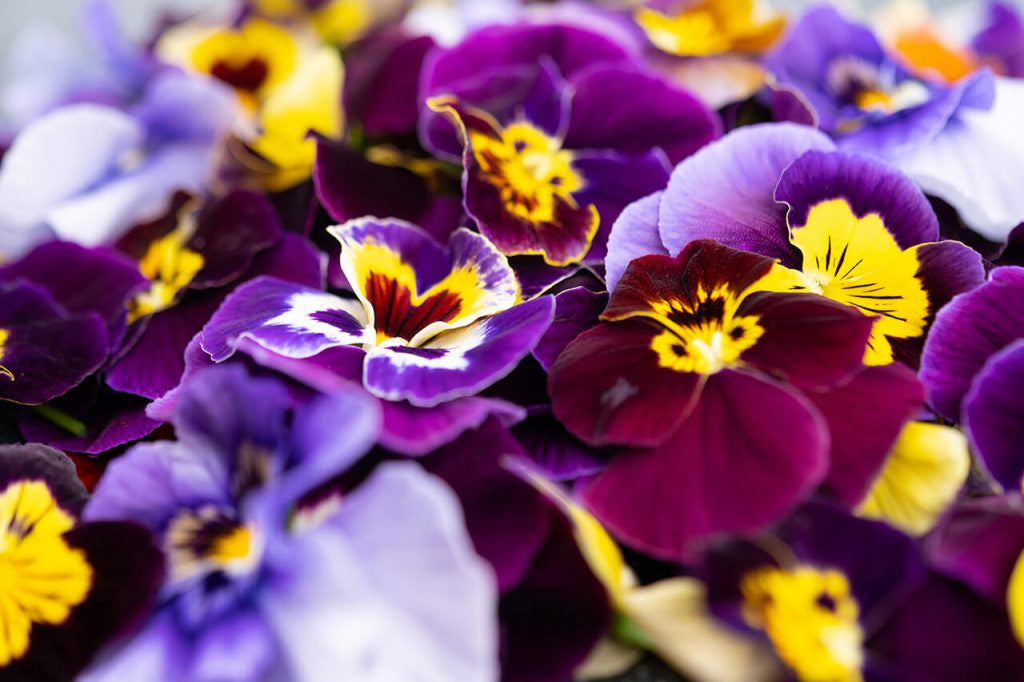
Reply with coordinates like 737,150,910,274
827,57,928,124
787,199,929,365
190,19,297,98
644,284,764,376
469,121,582,224
0,481,93,666
0,329,12,381
129,230,206,323
165,505,259,583
741,565,864,682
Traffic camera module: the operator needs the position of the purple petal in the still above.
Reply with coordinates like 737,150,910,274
964,339,1024,489
532,286,606,371
775,150,939,247
363,295,554,407
563,64,720,164
201,276,370,362
17,390,159,455
603,190,666,293
380,396,525,457
920,267,1024,421
582,369,829,559
658,123,834,263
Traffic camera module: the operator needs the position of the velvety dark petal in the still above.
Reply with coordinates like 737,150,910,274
739,291,874,391
245,231,325,290
604,240,776,321
200,276,370,362
920,267,1024,422
548,320,700,448
867,573,1024,681
363,295,554,407
511,256,577,299
188,191,282,288
511,411,610,480
313,137,463,237
658,123,833,263
603,190,666,294
581,370,828,560
0,281,108,405
775,150,939,247
564,64,720,164
17,390,159,456
805,364,925,507
380,396,525,457
926,495,1024,606
571,148,670,264
106,292,225,399
521,56,571,138
533,286,607,371
964,339,1024,490
7,521,163,682
0,443,87,511
0,241,145,345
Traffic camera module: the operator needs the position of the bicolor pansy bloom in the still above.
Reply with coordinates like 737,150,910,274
157,15,343,189
609,123,985,367
201,218,554,408
0,443,162,681
420,22,719,265
764,4,994,158
705,502,1024,681
921,267,1024,491
248,0,373,45
636,0,786,57
549,239,902,556
83,365,498,681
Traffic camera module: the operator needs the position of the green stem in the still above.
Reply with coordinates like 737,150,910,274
29,404,87,437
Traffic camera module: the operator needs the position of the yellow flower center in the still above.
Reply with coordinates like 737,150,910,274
0,328,12,382
784,199,930,365
0,481,93,666
469,121,583,225
129,230,205,323
741,565,864,682
165,506,258,583
644,283,764,376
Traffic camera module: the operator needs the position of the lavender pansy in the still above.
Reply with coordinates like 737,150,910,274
83,365,498,682
201,217,554,408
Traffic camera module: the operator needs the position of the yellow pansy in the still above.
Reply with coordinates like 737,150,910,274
636,0,786,57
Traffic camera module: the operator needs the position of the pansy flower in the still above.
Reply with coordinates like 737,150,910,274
0,443,162,680
247,0,376,45
635,0,786,58
548,239,926,557
421,22,719,266
201,217,553,410
764,4,994,159
82,365,498,681
920,266,1024,490
0,70,235,260
972,1,1024,79
157,15,343,190
609,123,985,367
704,501,1024,681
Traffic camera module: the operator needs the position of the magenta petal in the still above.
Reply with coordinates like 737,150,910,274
964,339,1024,489
658,123,834,263
549,320,701,448
808,364,925,507
380,396,525,457
920,266,1024,422
582,369,829,559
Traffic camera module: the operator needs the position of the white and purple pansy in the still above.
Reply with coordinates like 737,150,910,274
201,217,555,407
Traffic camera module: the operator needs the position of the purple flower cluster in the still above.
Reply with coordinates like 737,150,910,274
1,1,1024,681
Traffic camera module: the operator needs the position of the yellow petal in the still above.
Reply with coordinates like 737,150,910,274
1009,551,1024,648
856,421,970,536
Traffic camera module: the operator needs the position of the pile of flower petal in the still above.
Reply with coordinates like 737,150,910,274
2,0,1024,680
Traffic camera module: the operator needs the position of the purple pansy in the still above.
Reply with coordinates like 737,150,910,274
421,22,719,266
549,240,924,558
973,2,1024,79
0,67,235,259
609,122,985,367
704,501,1024,681
83,365,499,682
765,4,994,159
920,267,1024,489
201,218,554,410
0,443,163,681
